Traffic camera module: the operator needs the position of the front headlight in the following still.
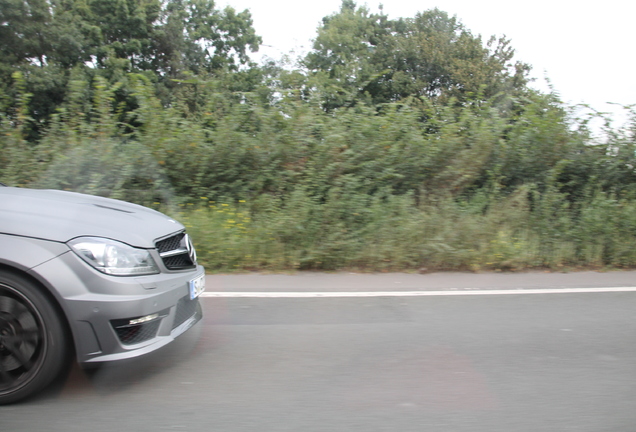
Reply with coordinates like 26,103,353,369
68,237,159,276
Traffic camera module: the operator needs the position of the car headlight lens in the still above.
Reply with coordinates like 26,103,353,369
69,237,159,276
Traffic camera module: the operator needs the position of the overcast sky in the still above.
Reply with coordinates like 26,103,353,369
219,0,634,127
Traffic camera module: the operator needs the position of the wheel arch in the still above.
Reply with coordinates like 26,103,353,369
0,262,76,358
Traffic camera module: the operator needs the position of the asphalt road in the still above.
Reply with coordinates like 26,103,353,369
2,271,636,432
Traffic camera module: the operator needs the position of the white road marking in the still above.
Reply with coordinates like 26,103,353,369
200,286,636,298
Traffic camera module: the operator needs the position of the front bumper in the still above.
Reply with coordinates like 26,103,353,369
30,250,205,363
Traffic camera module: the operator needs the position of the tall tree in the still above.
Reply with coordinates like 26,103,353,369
304,1,530,109
0,0,261,138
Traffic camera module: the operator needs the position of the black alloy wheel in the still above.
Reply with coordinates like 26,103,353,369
0,271,69,404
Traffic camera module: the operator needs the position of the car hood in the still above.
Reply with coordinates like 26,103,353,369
0,187,184,248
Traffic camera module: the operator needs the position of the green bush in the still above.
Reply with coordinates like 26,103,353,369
3,73,636,272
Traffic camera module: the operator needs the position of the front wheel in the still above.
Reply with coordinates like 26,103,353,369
0,271,70,404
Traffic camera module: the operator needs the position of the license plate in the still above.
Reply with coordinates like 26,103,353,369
189,274,206,300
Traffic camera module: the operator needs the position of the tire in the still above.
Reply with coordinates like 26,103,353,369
0,271,70,404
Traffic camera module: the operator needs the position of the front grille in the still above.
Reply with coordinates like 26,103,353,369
172,296,199,330
111,318,161,345
156,234,183,253
156,232,197,270
163,255,193,269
